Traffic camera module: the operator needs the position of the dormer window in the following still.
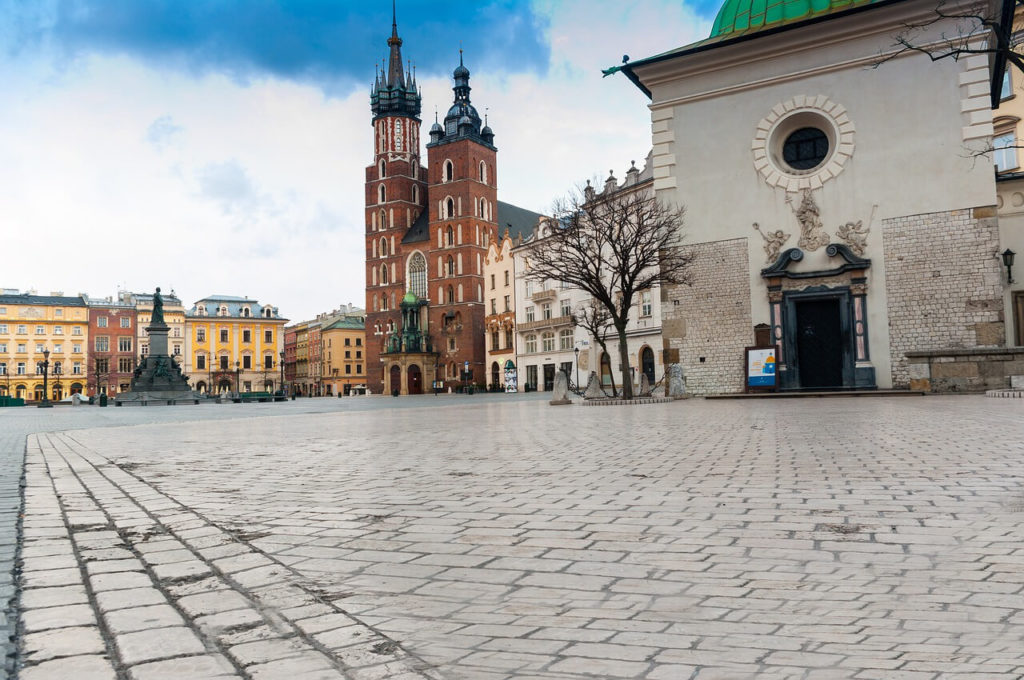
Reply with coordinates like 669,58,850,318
219,306,228,316
241,307,250,318
197,305,206,316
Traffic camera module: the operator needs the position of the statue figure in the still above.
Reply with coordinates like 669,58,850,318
836,220,870,257
154,357,169,378
753,223,791,263
152,287,165,325
788,190,830,251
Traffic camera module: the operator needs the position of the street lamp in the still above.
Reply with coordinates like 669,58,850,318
279,350,285,395
38,349,52,408
235,360,241,395
574,347,580,390
1003,248,1016,284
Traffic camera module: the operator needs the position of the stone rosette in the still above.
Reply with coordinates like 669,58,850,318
752,95,855,192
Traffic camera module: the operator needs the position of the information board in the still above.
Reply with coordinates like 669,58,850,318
745,345,778,391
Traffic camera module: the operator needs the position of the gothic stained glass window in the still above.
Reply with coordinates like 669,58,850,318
409,252,427,298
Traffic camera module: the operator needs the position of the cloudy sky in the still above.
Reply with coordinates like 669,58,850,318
1,0,715,321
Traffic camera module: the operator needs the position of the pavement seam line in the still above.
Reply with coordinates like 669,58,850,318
22,432,125,680
57,431,438,678
42,433,263,679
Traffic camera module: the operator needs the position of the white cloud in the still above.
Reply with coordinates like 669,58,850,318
0,2,713,321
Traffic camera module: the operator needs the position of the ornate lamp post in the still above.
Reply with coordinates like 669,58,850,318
1003,248,1016,284
235,360,241,395
279,350,285,395
38,349,52,408
574,346,580,390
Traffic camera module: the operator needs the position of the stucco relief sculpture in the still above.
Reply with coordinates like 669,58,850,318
836,220,870,256
753,222,791,264
788,190,830,251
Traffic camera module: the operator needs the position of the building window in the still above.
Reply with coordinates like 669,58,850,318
197,328,206,342
120,317,131,328
356,350,362,358
491,331,499,350
995,132,1018,172
559,329,573,350
72,327,82,336
379,184,386,203
16,325,26,334
356,364,362,374
490,299,497,314
560,299,571,317
97,317,107,328
265,329,273,343
0,324,6,334
526,365,538,388
356,338,362,346
490,274,495,289
35,326,44,335
525,334,537,353
1002,69,1013,100
381,264,389,285
95,358,109,373
264,355,273,369
446,226,454,246
243,355,252,369
542,303,552,320
173,345,181,356
345,364,352,374
197,355,206,370
118,337,132,352
119,357,133,373
72,362,81,375
446,197,454,218
526,306,535,322
782,127,829,171
379,159,386,177
448,337,456,351
542,332,555,352
444,159,453,182
243,329,252,343
641,291,652,317
409,251,427,297
17,344,26,353
504,271,510,286
141,345,149,356
220,356,229,370
525,280,534,296
16,362,26,375
95,337,109,352
73,344,81,354
380,237,388,257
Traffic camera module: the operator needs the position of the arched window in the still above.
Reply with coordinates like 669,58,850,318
446,226,454,246
408,252,427,298
380,209,387,230
525,334,537,353
479,161,486,182
373,294,378,312
444,160,453,182
379,237,388,257
380,264,389,285
241,307,250,317
447,286,454,304
446,256,455,276
379,160,386,178
378,184,386,203
446,197,455,218
412,185,419,202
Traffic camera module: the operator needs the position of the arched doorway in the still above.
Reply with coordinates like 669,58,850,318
600,352,613,386
217,379,232,393
389,365,401,395
16,385,26,399
408,365,422,394
70,383,82,395
34,385,44,401
641,347,656,384
491,362,500,388
196,381,207,394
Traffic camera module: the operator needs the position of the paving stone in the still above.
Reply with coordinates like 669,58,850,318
103,604,185,634
21,625,106,661
21,604,97,633
116,625,206,665
19,654,117,680
125,653,239,680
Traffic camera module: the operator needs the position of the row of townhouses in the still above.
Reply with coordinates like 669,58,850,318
0,290,286,401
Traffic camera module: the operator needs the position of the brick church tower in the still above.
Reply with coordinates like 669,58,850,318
363,13,499,395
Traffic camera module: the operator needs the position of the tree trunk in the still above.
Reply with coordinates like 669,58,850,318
616,323,633,400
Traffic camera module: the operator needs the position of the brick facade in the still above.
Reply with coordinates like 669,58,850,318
87,304,137,396
661,238,752,395
883,207,1004,388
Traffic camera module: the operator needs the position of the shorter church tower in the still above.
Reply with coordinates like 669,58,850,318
425,53,498,388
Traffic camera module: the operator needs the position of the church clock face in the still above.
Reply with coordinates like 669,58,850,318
394,120,403,151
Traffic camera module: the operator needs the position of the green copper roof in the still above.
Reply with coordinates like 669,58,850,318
710,0,881,38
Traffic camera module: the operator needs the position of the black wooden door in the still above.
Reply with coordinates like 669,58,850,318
796,299,842,389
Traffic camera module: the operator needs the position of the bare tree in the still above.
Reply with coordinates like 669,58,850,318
880,0,1017,105
525,189,692,400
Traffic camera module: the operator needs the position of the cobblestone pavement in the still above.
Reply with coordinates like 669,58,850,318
7,395,1024,679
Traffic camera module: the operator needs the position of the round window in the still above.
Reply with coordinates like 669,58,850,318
782,127,829,170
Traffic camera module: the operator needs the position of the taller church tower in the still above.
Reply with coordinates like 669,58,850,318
364,10,427,394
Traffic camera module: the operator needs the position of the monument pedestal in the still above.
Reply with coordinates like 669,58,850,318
115,320,198,405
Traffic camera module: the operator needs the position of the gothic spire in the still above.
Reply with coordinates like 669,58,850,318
370,1,421,121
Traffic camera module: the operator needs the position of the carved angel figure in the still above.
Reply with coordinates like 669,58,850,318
752,223,790,264
788,190,830,251
836,220,870,256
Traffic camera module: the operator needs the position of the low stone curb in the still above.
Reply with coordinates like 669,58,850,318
582,397,676,406
985,389,1024,398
